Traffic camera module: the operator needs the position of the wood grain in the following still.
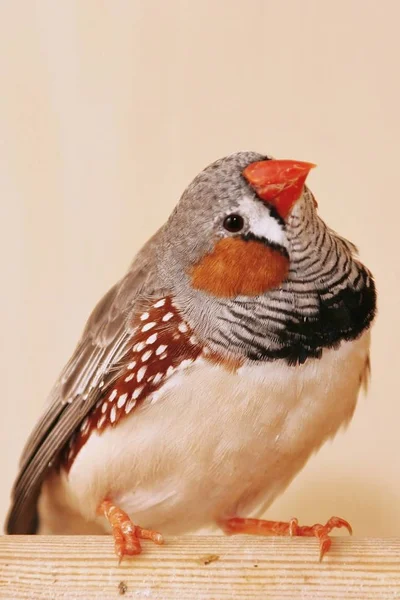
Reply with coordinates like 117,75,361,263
0,535,399,599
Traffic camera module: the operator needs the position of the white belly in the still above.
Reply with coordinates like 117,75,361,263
38,333,370,534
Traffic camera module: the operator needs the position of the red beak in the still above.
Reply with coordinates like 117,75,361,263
243,159,316,219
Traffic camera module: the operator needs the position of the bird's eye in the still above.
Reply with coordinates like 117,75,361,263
223,214,244,233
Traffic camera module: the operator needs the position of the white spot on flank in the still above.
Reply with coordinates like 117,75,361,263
146,333,158,345
162,312,173,322
125,373,134,382
137,366,147,382
127,361,136,370
142,321,156,332
109,389,117,402
101,402,108,414
156,344,167,355
134,341,146,352
159,352,168,360
154,298,166,308
179,359,193,370
80,418,89,434
117,393,128,408
125,398,136,414
153,372,163,384
178,322,188,333
147,375,154,382
142,350,152,362
110,405,117,423
166,366,175,377
132,386,143,399
140,312,149,321
190,335,198,344
97,414,106,429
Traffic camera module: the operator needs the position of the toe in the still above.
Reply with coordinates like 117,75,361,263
136,526,164,545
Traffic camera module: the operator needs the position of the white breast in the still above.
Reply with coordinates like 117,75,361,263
38,332,370,535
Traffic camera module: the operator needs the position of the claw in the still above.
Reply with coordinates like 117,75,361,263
318,535,332,562
325,516,353,536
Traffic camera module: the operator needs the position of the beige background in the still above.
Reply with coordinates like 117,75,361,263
1,0,399,535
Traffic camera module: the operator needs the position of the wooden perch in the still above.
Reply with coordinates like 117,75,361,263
0,535,399,599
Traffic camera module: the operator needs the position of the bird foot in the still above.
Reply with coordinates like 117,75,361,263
97,499,164,563
221,516,352,561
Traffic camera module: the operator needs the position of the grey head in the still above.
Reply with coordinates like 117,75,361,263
153,151,376,365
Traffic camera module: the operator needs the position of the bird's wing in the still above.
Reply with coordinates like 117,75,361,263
5,237,162,534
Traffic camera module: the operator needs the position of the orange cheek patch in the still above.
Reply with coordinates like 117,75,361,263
190,238,289,298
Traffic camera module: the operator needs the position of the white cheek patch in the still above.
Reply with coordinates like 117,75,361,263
238,195,288,249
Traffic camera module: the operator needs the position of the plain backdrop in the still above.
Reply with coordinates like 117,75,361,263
1,0,399,535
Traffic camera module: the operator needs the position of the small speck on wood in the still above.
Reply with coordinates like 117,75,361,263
118,581,128,595
198,553,220,565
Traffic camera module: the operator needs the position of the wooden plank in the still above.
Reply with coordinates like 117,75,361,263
0,536,399,599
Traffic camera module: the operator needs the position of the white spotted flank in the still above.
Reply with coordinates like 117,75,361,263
64,295,205,470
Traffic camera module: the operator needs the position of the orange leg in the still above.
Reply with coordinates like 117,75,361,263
221,516,352,561
97,499,164,563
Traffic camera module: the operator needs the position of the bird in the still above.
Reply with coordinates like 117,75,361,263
5,151,376,562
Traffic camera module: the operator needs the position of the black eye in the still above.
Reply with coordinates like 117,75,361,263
223,214,244,233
